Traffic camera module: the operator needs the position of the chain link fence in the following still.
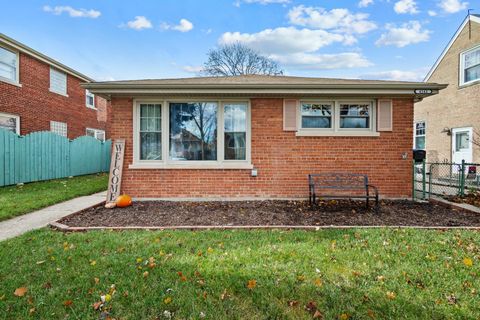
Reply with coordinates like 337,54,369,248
413,161,480,200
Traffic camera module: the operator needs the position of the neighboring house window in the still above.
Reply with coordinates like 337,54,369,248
0,46,18,83
50,121,67,137
301,103,332,129
460,45,480,85
86,128,105,141
50,67,67,96
224,103,247,160
0,112,20,134
298,100,374,135
414,121,426,150
86,90,95,108
133,100,251,168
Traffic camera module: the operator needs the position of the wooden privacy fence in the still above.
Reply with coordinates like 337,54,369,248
0,129,111,187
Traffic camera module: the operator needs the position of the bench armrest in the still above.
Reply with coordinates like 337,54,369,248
366,184,378,196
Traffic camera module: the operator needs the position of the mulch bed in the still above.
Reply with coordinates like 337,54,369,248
59,200,480,228
447,190,480,208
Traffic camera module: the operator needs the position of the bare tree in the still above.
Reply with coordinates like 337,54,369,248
202,43,283,76
472,130,480,148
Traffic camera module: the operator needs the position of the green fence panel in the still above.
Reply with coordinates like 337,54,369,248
0,129,111,187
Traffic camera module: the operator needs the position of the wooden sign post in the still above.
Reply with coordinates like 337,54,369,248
106,139,125,206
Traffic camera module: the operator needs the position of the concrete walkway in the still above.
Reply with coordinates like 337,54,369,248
0,191,106,241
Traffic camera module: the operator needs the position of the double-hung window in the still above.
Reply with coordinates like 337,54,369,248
86,90,95,108
50,67,67,96
298,100,375,135
414,121,426,150
0,46,18,84
133,100,251,168
460,45,480,85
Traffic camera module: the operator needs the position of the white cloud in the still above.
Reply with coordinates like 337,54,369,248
438,0,468,13
234,0,290,6
124,16,153,30
358,0,374,8
270,52,372,69
375,21,431,47
428,10,438,16
220,27,353,54
182,65,204,73
43,5,101,18
394,0,419,14
287,5,377,34
161,19,194,32
360,70,425,81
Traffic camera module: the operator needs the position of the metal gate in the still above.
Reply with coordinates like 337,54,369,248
413,160,480,200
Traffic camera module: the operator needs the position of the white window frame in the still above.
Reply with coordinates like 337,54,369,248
0,112,20,134
49,67,68,96
86,128,105,141
459,44,480,86
131,99,252,169
0,44,21,87
297,99,378,137
414,121,426,150
50,121,68,137
86,90,96,109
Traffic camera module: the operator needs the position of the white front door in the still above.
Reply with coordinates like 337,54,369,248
452,127,473,164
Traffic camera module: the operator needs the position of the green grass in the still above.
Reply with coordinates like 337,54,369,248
0,174,108,221
0,228,479,319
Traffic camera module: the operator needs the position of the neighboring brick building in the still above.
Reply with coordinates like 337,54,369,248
415,14,480,164
85,75,445,199
0,33,110,140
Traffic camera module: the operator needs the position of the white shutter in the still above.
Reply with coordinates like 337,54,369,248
377,99,393,131
283,99,298,131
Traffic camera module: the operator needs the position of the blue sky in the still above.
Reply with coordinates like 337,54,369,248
0,0,474,81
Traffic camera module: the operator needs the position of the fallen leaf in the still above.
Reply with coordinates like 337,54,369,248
207,247,214,253
367,309,375,319
297,275,305,282
287,300,299,307
90,260,97,266
386,291,396,300
247,279,257,289
313,310,323,319
463,257,473,267
63,300,73,307
164,296,172,304
14,287,27,297
36,260,45,265
314,278,323,287
220,289,230,300
29,307,36,315
93,301,102,310
143,271,149,278
42,282,52,289
305,301,317,313
339,313,350,320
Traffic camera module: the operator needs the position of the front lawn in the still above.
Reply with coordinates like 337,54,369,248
0,228,478,319
0,174,108,221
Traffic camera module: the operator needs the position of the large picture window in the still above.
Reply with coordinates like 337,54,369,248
0,46,18,83
224,103,247,160
340,104,370,129
133,100,251,168
169,102,217,161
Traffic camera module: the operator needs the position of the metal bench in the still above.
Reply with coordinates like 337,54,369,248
308,173,379,210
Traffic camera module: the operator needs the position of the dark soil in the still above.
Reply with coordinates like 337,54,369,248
59,200,480,227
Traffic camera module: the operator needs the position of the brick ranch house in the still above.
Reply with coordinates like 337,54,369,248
0,33,110,140
85,75,445,199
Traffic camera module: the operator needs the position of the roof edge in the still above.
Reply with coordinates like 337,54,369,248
0,33,94,82
424,14,480,82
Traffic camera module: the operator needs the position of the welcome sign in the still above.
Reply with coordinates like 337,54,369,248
106,139,125,204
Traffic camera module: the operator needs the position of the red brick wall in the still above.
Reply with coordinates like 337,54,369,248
0,52,109,139
111,97,413,199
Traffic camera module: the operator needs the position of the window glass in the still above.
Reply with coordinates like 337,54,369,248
455,132,469,151
86,128,105,141
169,102,217,161
224,104,247,160
340,104,370,129
50,68,67,95
301,103,332,128
0,46,17,82
139,104,161,160
86,90,95,108
50,121,67,137
463,47,480,83
414,122,426,150
0,114,18,133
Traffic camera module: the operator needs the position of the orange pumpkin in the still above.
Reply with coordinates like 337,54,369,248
116,194,132,208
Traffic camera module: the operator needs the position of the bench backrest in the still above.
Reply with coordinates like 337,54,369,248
308,173,368,190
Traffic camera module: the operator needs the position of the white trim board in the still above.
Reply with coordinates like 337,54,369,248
424,15,480,82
